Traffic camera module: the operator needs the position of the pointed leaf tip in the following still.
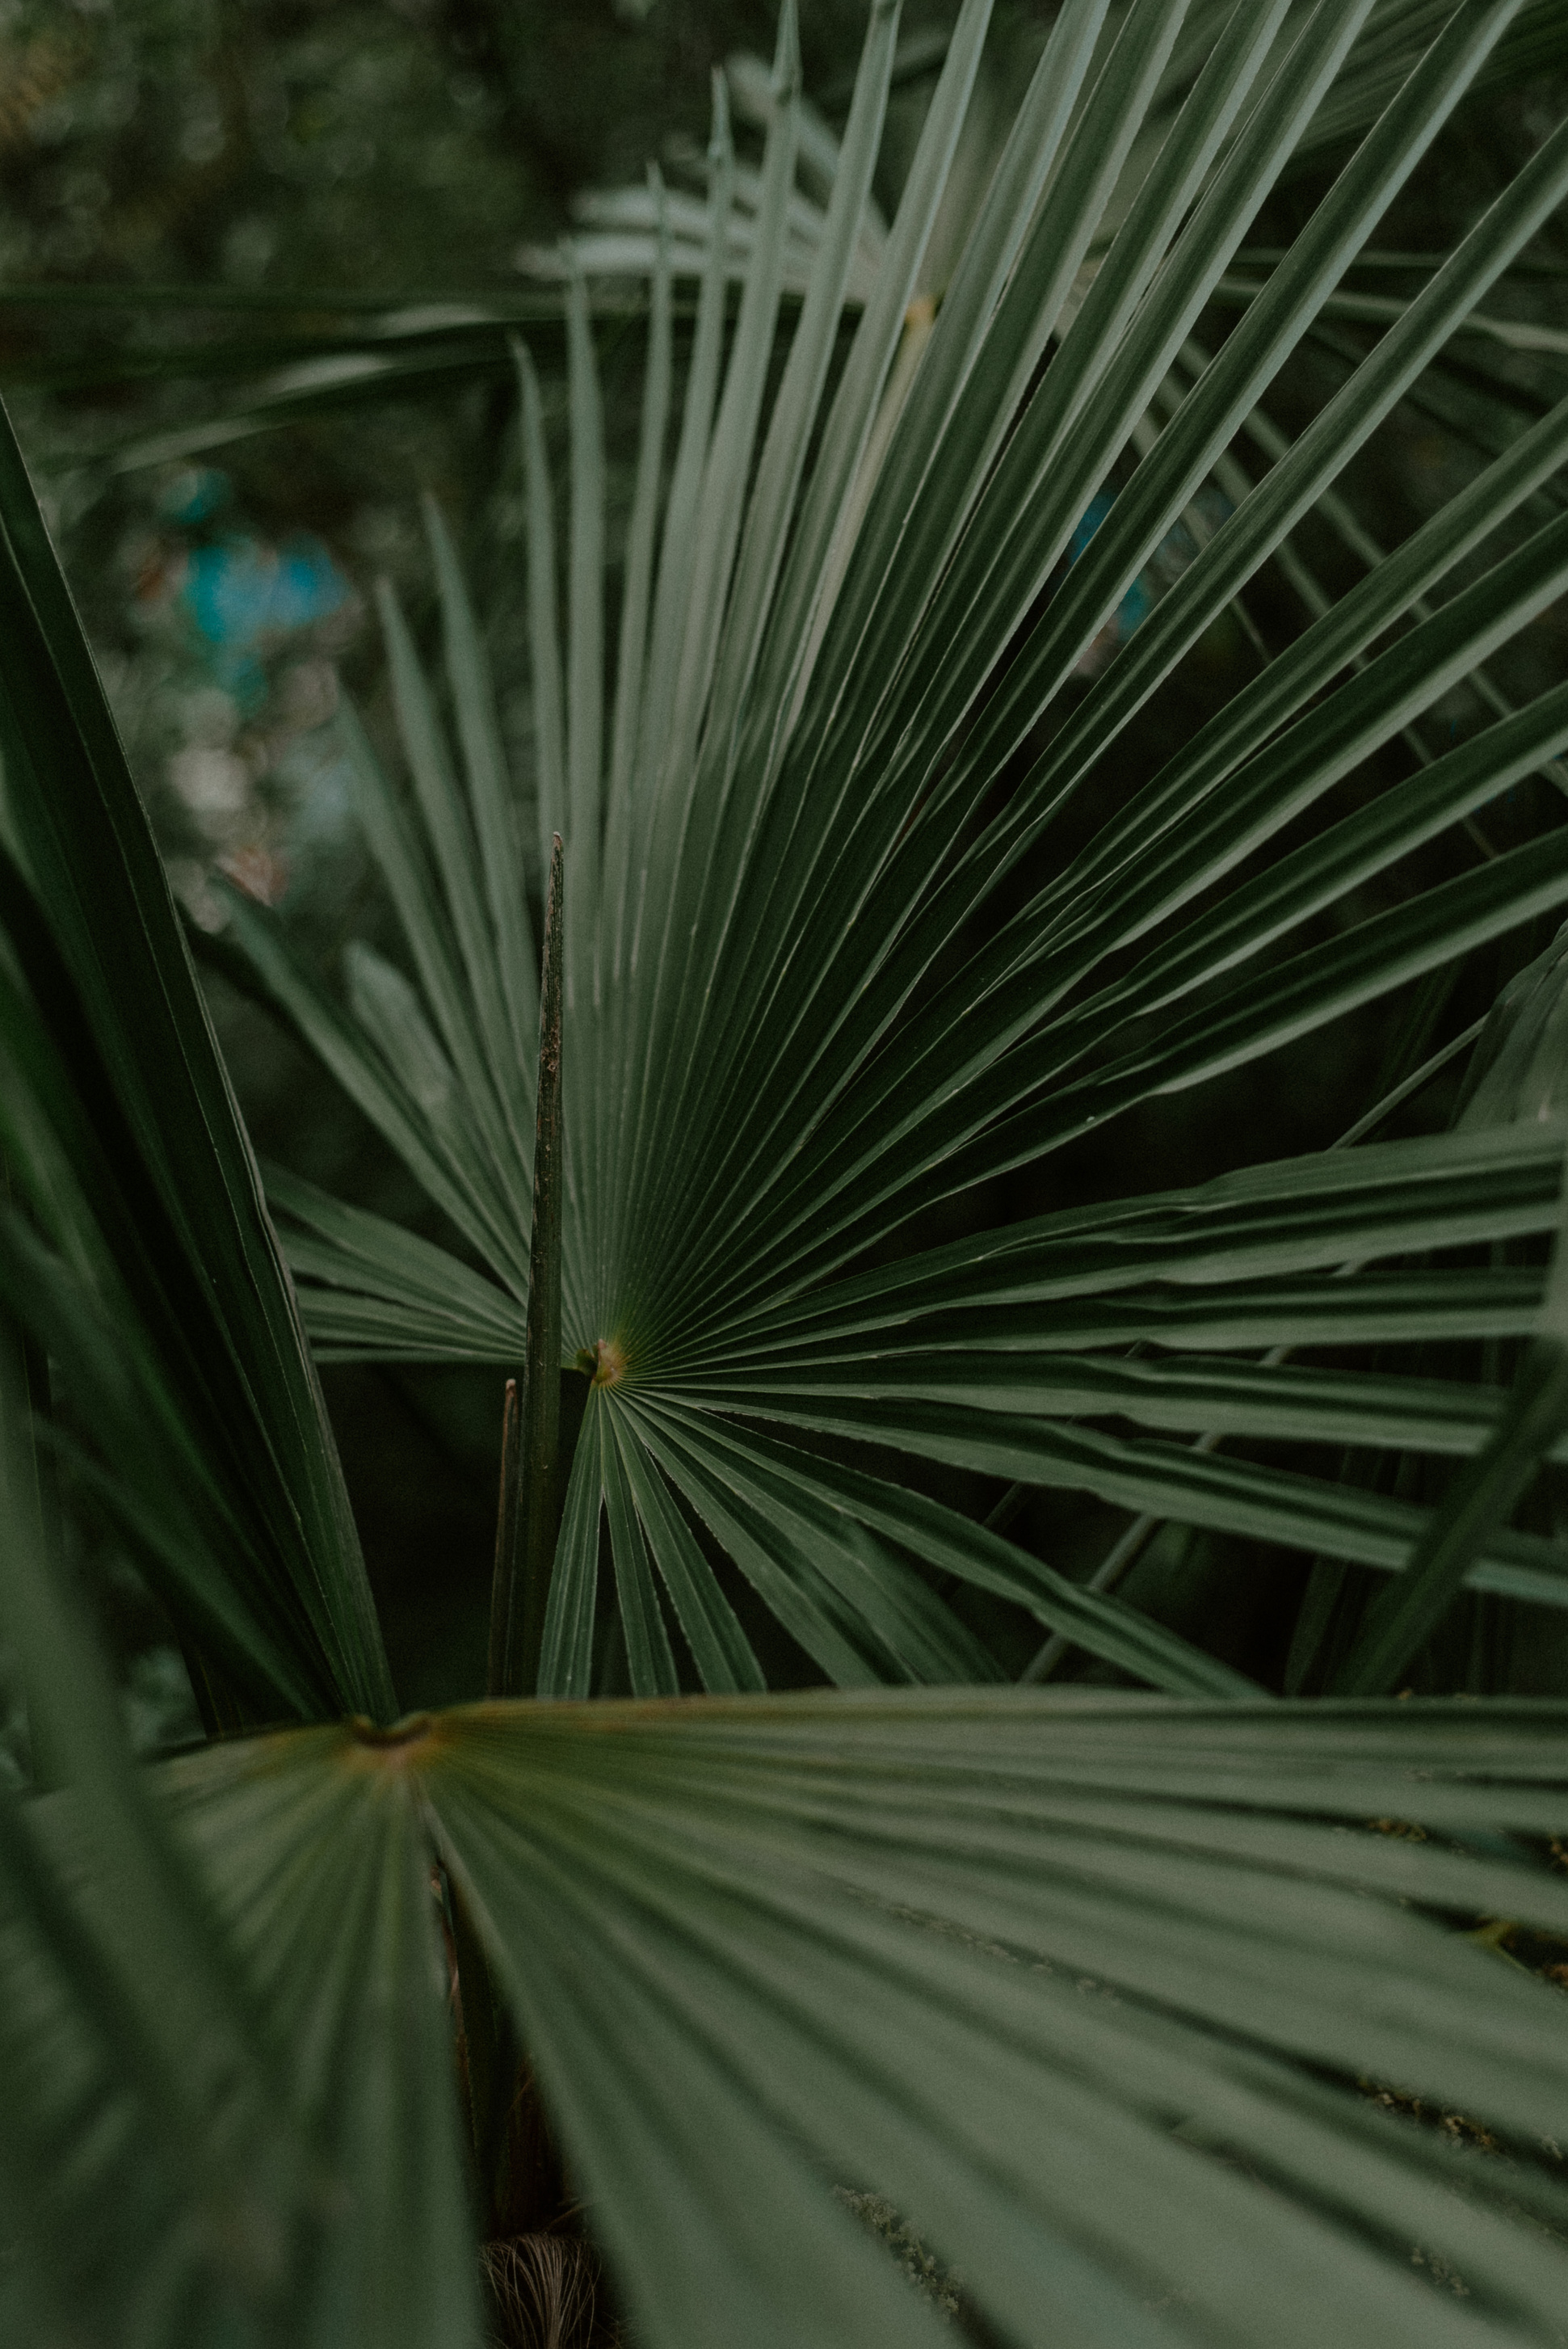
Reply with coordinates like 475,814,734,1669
771,0,801,102
709,65,732,159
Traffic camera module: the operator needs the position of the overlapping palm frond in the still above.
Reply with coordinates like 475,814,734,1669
11,1296,1568,2349
0,1389,476,2348
216,0,1568,1703
0,401,392,1728
15,1508,1568,2349
11,11,1568,2343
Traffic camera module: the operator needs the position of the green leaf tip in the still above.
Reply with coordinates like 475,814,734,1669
708,64,732,165
772,0,802,104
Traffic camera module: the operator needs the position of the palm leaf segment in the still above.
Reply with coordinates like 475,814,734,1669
16,1456,1568,2349
232,0,1568,1700
0,410,393,1728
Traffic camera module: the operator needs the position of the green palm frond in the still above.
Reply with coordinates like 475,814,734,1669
0,398,393,1728
0,1388,475,2346
12,1295,1568,2348
18,1568,1568,2347
11,5,1568,2338
220,0,1568,1703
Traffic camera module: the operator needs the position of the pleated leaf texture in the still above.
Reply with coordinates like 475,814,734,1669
223,0,1568,1707
12,1456,1568,2349
10,1,1568,2343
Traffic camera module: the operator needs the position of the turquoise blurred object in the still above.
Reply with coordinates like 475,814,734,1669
1069,490,1152,640
182,532,351,703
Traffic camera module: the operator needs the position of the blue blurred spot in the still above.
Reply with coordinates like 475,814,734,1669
180,533,350,703
184,534,349,646
1115,572,1150,635
1067,490,1149,646
1069,492,1116,563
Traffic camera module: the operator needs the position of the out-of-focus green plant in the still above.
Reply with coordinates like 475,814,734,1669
7,3,1568,2344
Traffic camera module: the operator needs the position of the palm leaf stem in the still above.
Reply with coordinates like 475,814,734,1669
485,1379,521,1701
498,838,565,1701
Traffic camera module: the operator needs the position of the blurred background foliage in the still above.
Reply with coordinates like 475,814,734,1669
2,0,1566,1758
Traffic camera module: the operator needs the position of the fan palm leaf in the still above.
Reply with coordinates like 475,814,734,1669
210,0,1568,1703
7,6,1568,2341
